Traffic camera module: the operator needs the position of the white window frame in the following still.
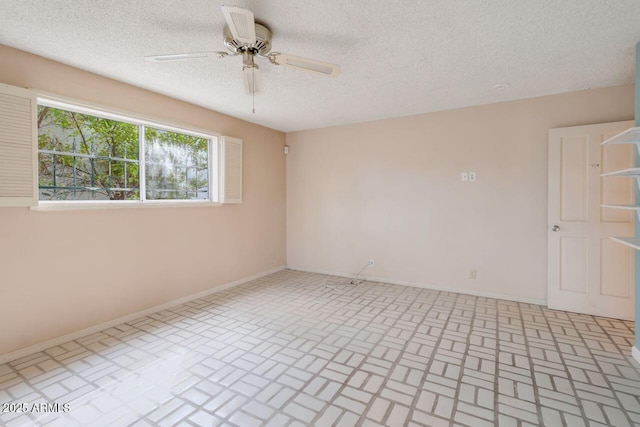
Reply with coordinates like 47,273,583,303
32,93,221,210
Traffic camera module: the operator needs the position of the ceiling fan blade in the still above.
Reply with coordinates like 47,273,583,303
271,53,340,78
145,52,222,62
242,66,262,94
221,6,256,44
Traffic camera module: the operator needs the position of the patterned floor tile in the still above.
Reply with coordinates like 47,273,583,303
0,270,638,426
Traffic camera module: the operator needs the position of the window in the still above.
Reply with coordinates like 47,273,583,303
144,127,209,200
36,100,218,204
0,85,241,209
38,107,140,201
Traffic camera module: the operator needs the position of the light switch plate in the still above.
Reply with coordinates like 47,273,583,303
461,172,468,182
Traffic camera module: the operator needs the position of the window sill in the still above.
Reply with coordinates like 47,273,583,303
30,200,222,211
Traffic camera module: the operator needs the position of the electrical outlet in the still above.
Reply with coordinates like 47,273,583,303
469,171,477,182
461,172,468,182
469,269,477,279
369,259,375,268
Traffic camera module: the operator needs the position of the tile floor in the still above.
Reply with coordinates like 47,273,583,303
0,270,639,427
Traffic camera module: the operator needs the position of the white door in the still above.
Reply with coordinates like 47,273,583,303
548,121,635,320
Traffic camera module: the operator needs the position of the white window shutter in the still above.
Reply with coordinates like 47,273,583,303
220,136,242,204
0,83,37,207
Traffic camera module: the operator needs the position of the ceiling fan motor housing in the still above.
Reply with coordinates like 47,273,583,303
223,23,272,56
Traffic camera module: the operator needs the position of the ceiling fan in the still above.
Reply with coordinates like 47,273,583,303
145,5,341,99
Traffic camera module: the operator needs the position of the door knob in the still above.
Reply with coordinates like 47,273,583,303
552,225,560,232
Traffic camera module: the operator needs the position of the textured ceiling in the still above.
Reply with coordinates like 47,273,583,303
1,1,639,132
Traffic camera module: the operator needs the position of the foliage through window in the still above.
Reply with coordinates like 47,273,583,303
145,128,209,200
37,104,214,202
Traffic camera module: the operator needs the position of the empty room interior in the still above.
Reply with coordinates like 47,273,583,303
1,1,640,426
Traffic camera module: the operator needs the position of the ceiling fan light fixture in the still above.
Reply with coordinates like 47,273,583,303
242,65,262,94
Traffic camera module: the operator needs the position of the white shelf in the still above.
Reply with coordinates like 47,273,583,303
601,204,640,210
611,237,640,251
601,127,640,146
601,168,640,177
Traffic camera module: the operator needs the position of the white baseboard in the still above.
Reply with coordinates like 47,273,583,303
633,346,640,366
0,265,287,365
290,267,547,306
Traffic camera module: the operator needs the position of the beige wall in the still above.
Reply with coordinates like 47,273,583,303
0,45,287,356
287,85,634,303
